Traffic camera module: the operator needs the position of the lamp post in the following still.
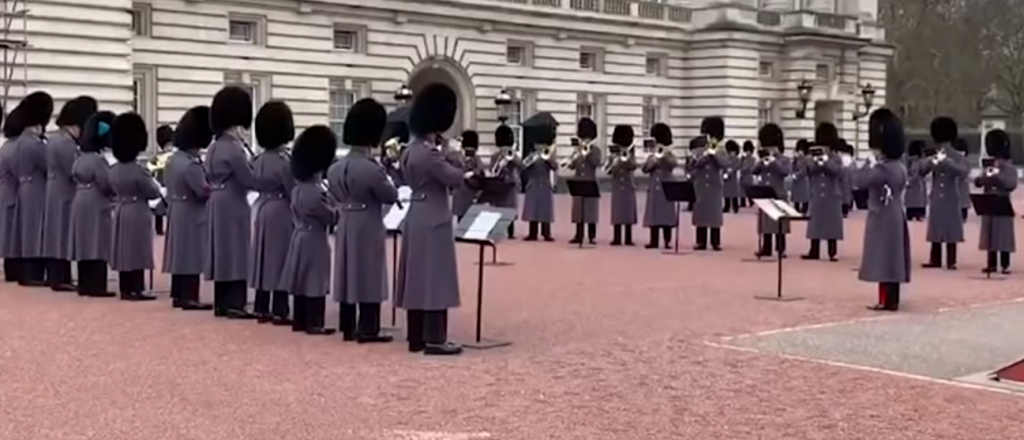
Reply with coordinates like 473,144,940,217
795,80,813,119
851,83,876,120
394,83,413,106
494,88,512,125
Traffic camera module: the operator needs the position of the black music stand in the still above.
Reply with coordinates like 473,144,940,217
742,184,781,263
566,178,601,250
477,177,517,265
970,193,1015,281
751,198,808,301
660,180,695,255
382,192,410,331
455,205,517,350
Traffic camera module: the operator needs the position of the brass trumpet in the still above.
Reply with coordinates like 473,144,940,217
604,145,634,173
383,137,403,160
489,148,516,175
560,140,591,168
524,145,553,168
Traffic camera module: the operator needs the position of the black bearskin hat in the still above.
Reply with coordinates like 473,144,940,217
952,138,968,153
758,123,784,150
461,130,479,150
725,140,740,154
929,117,958,144
210,86,253,132
612,125,634,147
255,101,295,149
80,111,116,153
907,140,925,157
874,114,905,160
3,105,24,138
111,112,148,163
409,84,457,136
156,125,174,147
741,140,755,153
795,139,809,154
173,106,213,151
689,136,707,150
651,123,672,146
20,91,54,128
814,123,838,150
495,125,515,147
56,96,97,128
700,116,725,141
985,130,1011,160
291,125,337,181
577,118,597,140
343,98,386,148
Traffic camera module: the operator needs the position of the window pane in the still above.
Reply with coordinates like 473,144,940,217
132,79,141,112
329,89,356,143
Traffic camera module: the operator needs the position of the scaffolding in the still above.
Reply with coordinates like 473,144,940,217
0,0,28,113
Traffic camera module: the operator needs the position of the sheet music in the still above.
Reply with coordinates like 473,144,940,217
382,186,413,231
463,211,501,241
753,199,786,221
774,200,802,218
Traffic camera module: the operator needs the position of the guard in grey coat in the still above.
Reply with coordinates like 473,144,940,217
163,106,214,310
328,98,398,343
752,124,792,258
395,84,473,356
205,86,258,319
150,125,173,236
642,123,678,249
837,141,856,216
790,139,810,213
11,91,54,287
568,118,601,244
904,141,928,221
722,140,742,214
248,101,296,324
43,96,96,291
976,129,1017,274
452,131,483,220
739,141,756,207
953,137,971,221
108,113,161,301
488,127,522,238
687,117,729,251
1,105,23,282
921,117,970,270
800,123,844,261
521,125,558,241
68,111,116,297
607,125,638,246
861,109,911,312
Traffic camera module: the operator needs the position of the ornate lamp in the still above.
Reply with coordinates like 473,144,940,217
394,84,413,106
852,83,876,120
795,80,813,119
495,88,513,125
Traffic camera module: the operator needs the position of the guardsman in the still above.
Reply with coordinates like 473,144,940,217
395,84,474,356
248,101,296,324
836,140,855,216
489,125,522,238
688,117,729,251
791,139,810,213
753,123,792,258
905,140,928,221
642,123,678,249
801,123,844,261
205,86,257,319
1,105,24,282
976,129,1017,274
722,140,742,214
921,117,969,270
953,137,971,221
149,125,173,235
68,111,116,297
43,96,96,292
380,122,407,186
328,98,398,343
162,106,214,310
108,113,162,301
860,109,910,312
606,125,638,246
452,131,482,220
739,140,756,207
12,91,54,287
277,125,338,336
521,125,558,241
568,118,601,244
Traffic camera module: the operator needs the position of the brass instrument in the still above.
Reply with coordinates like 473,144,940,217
931,149,947,165
703,136,720,156
560,140,591,168
489,148,516,175
604,144,634,173
525,145,554,168
383,137,403,162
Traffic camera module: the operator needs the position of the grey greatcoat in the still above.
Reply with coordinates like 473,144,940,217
109,162,161,271
686,148,727,228
642,153,679,227
204,132,255,281
327,148,399,304
841,163,854,206
803,155,845,240
0,140,20,258
857,160,911,283
923,147,969,243
790,155,810,205
488,151,521,212
975,162,1017,252
608,155,638,225
739,154,757,190
42,130,78,260
248,149,295,291
521,154,557,222
162,150,209,275
11,130,48,258
905,157,928,209
451,154,484,218
752,156,792,234
68,153,113,261
569,147,601,224
723,153,743,199
277,181,337,298
395,138,466,310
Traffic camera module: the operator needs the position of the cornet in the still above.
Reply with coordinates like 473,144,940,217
931,150,947,165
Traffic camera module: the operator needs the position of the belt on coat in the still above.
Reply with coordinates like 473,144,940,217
296,223,327,231
410,193,428,202
114,196,146,204
339,202,367,211
18,176,36,182
209,184,228,190
168,195,193,201
259,192,286,199
76,183,94,189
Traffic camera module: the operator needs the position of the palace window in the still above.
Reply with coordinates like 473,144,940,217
332,24,366,52
645,54,665,76
131,3,151,37
758,99,778,126
815,63,831,82
132,66,157,154
758,61,775,78
641,97,660,137
227,15,264,45
579,48,603,71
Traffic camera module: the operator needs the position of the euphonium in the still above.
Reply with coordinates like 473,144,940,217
383,137,402,160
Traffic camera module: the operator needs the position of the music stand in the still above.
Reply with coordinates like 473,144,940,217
143,195,171,296
660,180,695,255
476,177,517,265
751,199,807,302
566,178,601,250
381,186,412,331
455,205,517,350
742,185,781,263
970,193,1015,281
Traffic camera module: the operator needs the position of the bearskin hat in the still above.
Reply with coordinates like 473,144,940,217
253,101,295,150
172,106,213,151
741,140,755,153
342,98,385,148
875,114,905,160
758,123,784,150
651,123,672,146
20,91,54,128
210,86,253,132
725,140,740,154
929,117,958,144
56,96,97,128
985,130,1011,160
814,123,838,150
700,116,725,141
795,139,809,154
495,125,515,147
907,140,925,157
111,112,148,163
689,136,707,150
291,125,337,181
409,84,457,136
612,125,634,147
461,130,479,150
577,117,597,140
80,111,115,153
3,105,23,138
156,125,174,147
952,137,968,153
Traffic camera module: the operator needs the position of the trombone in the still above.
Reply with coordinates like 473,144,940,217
560,140,591,168
604,144,634,173
489,148,516,175
524,145,553,168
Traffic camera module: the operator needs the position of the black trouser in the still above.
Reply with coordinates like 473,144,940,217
46,259,73,288
740,197,750,208
154,215,165,235
4,258,22,282
254,289,291,317
760,234,786,256
171,274,203,304
695,227,721,249
506,223,515,239
986,252,1012,270
525,222,552,240
961,208,968,222
339,303,383,338
292,296,329,332
906,207,926,221
793,202,809,214
877,282,901,310
213,280,250,316
18,258,46,286
571,223,597,243
686,201,694,211
406,309,449,351
76,260,109,296
841,203,851,217
611,225,634,245
925,242,958,268
723,198,740,213
805,239,838,259
118,269,145,294
646,226,672,248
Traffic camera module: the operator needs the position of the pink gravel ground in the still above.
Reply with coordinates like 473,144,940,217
2,194,1024,440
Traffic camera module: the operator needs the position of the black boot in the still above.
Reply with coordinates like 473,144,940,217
801,239,821,260
47,259,76,292
985,252,998,274
119,270,154,301
225,281,256,319
710,228,722,251
610,225,622,246
213,281,229,317
154,215,165,236
867,283,899,311
423,310,462,355
270,291,291,325
946,243,957,270
77,260,114,297
569,223,583,244
645,228,660,249
339,303,357,341
407,310,425,352
356,303,393,343
3,258,20,282
827,240,838,261
524,222,539,241
694,227,708,250
922,243,942,268
961,208,968,222
304,296,336,335
662,227,673,250
587,223,597,245
291,296,307,332
624,226,634,246
1001,252,1012,274
18,258,46,287
254,290,273,322
506,223,516,239
757,234,773,257
175,275,212,310
540,223,554,242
